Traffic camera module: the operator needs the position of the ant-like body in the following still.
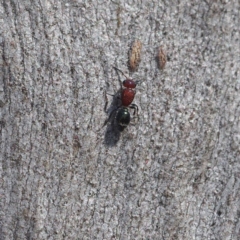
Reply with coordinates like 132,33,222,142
104,66,139,130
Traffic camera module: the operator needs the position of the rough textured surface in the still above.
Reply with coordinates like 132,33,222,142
0,0,239,239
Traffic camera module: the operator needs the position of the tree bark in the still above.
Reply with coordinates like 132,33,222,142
0,0,239,239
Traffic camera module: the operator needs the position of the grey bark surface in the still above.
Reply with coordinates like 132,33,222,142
0,1,240,239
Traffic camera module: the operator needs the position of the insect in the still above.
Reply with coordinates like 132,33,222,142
104,66,139,130
157,46,167,70
129,40,142,71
